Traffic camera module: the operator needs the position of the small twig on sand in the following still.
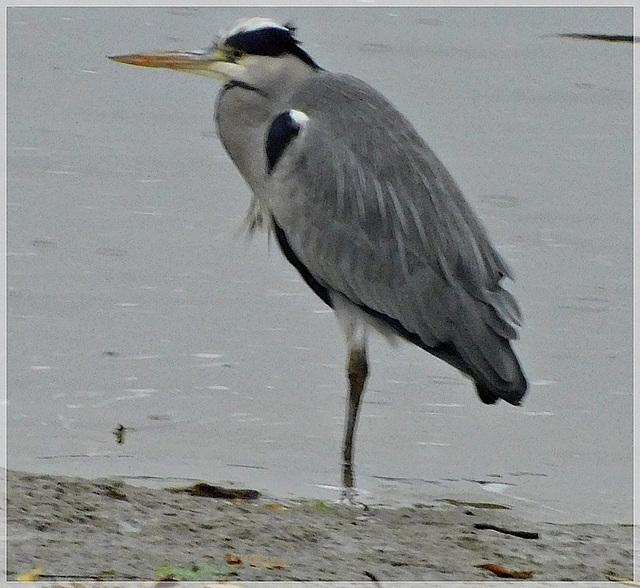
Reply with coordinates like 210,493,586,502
474,523,539,539
365,571,383,587
166,482,260,500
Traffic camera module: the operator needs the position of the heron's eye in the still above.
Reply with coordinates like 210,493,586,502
230,48,245,61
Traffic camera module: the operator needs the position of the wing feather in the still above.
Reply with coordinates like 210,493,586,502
264,72,524,395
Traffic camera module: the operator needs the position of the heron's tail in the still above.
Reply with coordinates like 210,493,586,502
450,285,528,406
473,342,528,406
427,299,528,406
419,333,527,406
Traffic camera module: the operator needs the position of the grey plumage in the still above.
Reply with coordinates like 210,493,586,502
232,71,526,403
110,17,528,496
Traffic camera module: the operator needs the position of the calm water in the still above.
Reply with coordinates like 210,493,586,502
7,7,633,524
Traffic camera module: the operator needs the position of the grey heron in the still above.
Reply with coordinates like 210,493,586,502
110,17,528,498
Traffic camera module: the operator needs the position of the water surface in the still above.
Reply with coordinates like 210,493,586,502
7,6,632,524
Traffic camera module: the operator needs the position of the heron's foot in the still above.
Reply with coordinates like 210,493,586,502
340,484,357,504
341,461,368,508
339,486,369,513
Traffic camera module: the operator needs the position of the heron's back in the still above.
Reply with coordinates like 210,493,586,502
228,70,528,404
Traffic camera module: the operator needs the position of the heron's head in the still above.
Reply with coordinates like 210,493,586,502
109,17,320,89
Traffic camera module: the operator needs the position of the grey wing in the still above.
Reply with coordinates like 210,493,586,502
264,74,525,399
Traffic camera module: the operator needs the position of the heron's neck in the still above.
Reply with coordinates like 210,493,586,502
215,61,318,192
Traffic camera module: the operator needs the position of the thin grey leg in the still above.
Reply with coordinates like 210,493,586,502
341,346,369,501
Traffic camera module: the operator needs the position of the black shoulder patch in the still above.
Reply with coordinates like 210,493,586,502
226,27,319,68
266,110,305,174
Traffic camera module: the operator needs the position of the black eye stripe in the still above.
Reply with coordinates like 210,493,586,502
225,27,319,69
227,28,293,56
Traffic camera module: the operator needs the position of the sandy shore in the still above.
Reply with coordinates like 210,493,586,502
6,470,633,584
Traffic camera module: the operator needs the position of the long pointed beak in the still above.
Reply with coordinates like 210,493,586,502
108,48,234,80
109,50,213,69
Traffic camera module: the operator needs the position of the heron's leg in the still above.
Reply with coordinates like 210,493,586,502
341,345,369,500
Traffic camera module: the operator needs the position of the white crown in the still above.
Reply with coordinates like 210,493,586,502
226,17,289,38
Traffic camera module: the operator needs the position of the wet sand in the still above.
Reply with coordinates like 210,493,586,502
6,470,633,583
